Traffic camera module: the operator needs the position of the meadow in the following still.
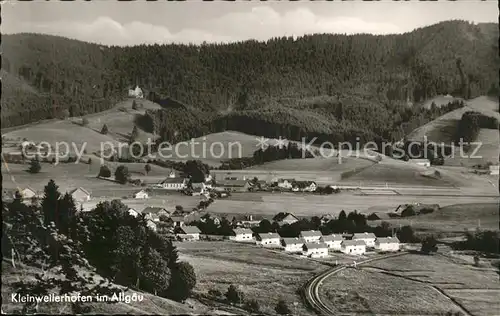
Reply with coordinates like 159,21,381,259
361,253,500,315
176,241,328,316
371,203,500,233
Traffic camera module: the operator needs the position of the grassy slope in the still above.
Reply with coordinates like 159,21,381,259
1,261,212,315
371,202,499,233
177,241,326,316
408,96,499,166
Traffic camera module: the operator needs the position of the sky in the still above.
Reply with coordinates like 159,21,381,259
2,1,498,46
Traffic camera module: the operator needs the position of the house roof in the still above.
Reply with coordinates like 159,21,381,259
273,212,298,222
180,226,201,234
352,232,376,239
70,187,90,196
300,230,322,237
170,216,186,222
281,237,305,245
161,177,186,184
303,242,328,250
342,240,366,247
143,207,168,214
217,180,248,187
257,232,280,240
233,228,253,235
191,182,205,188
134,190,148,195
292,181,317,188
320,214,336,221
321,234,343,242
376,237,400,244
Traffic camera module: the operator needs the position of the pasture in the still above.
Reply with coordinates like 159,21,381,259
209,192,498,217
176,241,327,316
360,253,500,315
371,203,499,233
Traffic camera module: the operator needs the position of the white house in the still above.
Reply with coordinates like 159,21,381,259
256,232,281,247
341,240,366,255
170,215,186,227
160,177,188,190
128,208,139,217
146,220,157,232
352,232,376,248
281,237,305,253
176,226,201,241
374,237,400,252
69,187,91,203
273,212,299,226
320,234,344,251
19,187,37,200
134,189,149,199
128,85,144,99
409,159,431,167
277,179,294,190
300,230,322,243
302,243,329,258
489,165,499,175
320,214,336,225
292,181,317,192
143,207,170,222
230,228,254,242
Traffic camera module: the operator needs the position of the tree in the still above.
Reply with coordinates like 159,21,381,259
101,124,109,135
225,284,244,304
244,299,260,313
28,158,41,174
421,236,438,254
397,225,416,243
168,261,196,301
275,299,292,315
473,255,480,267
145,163,151,175
338,210,347,222
114,165,130,184
132,100,138,110
130,125,139,143
82,117,89,126
183,160,209,183
41,179,62,226
98,165,112,178
57,192,77,235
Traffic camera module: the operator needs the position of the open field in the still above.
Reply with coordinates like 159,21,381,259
1,160,170,192
209,192,499,217
319,266,463,315
362,253,500,315
246,157,375,172
408,96,500,167
320,252,500,315
176,241,327,316
371,203,499,233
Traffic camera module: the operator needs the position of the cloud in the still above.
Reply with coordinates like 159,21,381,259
6,7,402,46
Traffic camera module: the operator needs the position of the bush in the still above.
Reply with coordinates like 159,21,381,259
225,284,244,304
208,288,222,298
28,158,41,174
81,117,89,126
244,299,260,313
275,299,292,315
114,165,130,184
419,207,435,214
101,124,109,135
421,236,438,254
98,165,112,178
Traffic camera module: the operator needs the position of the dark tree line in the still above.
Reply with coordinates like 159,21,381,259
3,21,498,130
455,111,499,144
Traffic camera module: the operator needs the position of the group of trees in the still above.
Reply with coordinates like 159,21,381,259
452,229,499,254
208,285,291,314
3,179,197,309
455,111,499,145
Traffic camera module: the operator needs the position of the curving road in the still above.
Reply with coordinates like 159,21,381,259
303,252,409,315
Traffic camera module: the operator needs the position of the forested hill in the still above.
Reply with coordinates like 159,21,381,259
2,20,498,131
